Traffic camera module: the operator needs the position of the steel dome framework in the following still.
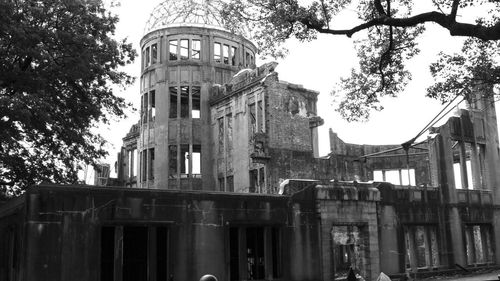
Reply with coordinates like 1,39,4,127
144,0,230,34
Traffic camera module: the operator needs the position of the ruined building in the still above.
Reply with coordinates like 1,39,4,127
1,1,500,281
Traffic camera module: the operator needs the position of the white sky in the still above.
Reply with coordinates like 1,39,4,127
97,1,499,172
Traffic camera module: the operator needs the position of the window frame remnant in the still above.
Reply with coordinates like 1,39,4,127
231,46,237,66
404,225,441,270
192,86,201,119
223,44,230,64
151,43,157,64
180,39,189,60
169,40,178,60
169,87,178,119
100,226,169,281
214,42,221,63
465,224,495,265
192,39,201,59
229,226,282,281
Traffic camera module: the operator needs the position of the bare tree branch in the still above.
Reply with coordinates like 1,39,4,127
299,5,500,40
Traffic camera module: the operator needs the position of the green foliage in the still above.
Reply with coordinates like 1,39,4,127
221,0,500,121
0,0,136,193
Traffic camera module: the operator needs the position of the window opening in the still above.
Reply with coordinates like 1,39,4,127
332,225,363,278
257,101,263,133
180,86,189,118
180,39,189,60
249,103,256,139
245,52,250,67
100,227,115,281
142,93,148,123
226,114,233,155
466,224,495,265
151,43,157,64
100,226,168,281
227,175,234,192
229,228,240,281
128,149,137,178
157,227,168,281
169,87,178,119
259,167,265,193
169,40,178,60
180,144,189,176
145,46,150,67
214,42,221,63
142,150,147,181
192,86,201,118
123,226,148,281
223,44,230,64
169,145,178,178
218,118,224,155
150,90,155,121
246,227,265,280
229,226,281,281
249,169,258,193
142,50,145,69
404,225,440,269
373,170,383,182
192,39,201,59
219,177,225,191
148,148,154,180
231,46,237,66
192,145,201,176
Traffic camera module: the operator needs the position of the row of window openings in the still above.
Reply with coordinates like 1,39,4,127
138,146,202,181
333,224,494,276
141,90,156,123
217,101,265,151
404,224,494,270
169,86,201,119
101,226,281,281
140,87,202,123
143,43,158,68
373,169,416,186
144,40,255,68
169,145,201,178
452,142,486,190
169,39,255,67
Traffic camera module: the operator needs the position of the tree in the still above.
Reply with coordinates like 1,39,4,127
221,0,500,121
0,0,136,195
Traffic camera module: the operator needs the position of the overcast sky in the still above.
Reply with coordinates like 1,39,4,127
98,1,498,171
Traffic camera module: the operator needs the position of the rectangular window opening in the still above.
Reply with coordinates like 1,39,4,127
150,90,156,121
100,227,115,281
226,175,234,192
169,145,178,178
223,44,230,64
123,226,148,281
245,52,250,67
145,47,150,67
148,148,154,180
192,145,201,176
231,46,237,66
192,86,201,119
151,43,157,64
169,40,178,60
214,42,221,63
169,87,178,119
180,86,189,118
249,103,256,139
192,39,201,59
257,101,263,133
100,226,168,281
180,39,189,60
180,144,189,176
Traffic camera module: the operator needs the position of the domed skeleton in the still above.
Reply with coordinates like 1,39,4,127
144,0,232,34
